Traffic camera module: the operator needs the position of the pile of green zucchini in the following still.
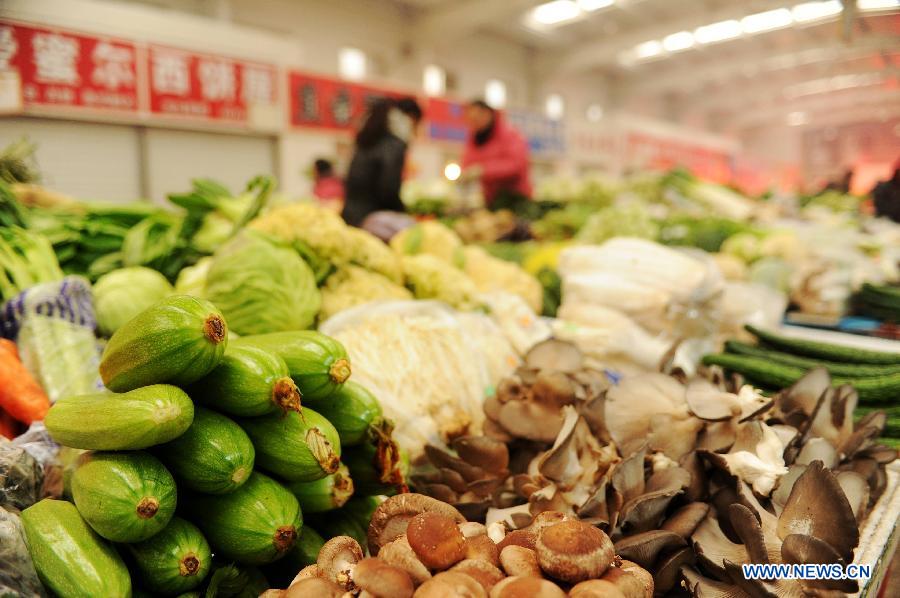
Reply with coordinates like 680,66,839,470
703,325,900,447
852,283,900,323
22,295,404,597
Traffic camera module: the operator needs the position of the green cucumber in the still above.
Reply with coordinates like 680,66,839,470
45,384,194,450
238,408,341,482
21,499,132,598
745,325,900,365
286,463,354,513
100,295,228,392
703,353,900,403
71,451,176,543
127,517,211,595
181,472,301,565
155,406,255,494
191,345,302,416
308,380,382,446
233,331,350,400
724,340,900,377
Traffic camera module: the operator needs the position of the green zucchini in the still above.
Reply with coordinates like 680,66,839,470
127,517,211,595
702,353,900,403
307,510,367,548
238,408,341,482
233,331,350,400
308,380,382,446
724,340,900,377
100,295,228,392
45,385,194,450
286,463,354,513
155,406,255,494
181,472,301,565
191,345,302,417
341,421,407,496
745,325,900,365
261,525,325,588
71,451,176,543
21,499,132,598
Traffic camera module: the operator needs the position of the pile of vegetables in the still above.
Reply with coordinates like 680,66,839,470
704,325,900,447
20,295,405,596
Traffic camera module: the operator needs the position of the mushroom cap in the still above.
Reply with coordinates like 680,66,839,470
780,534,858,594
352,558,413,598
652,547,695,594
450,559,506,592
499,545,542,578
600,560,654,598
524,339,584,373
531,371,578,408
316,535,363,591
568,579,627,598
407,511,468,570
415,571,487,598
496,529,536,552
498,400,566,443
489,576,567,598
535,520,615,583
661,502,710,539
466,534,501,567
459,522,488,538
452,437,510,474
378,535,431,586
283,576,344,598
368,493,465,555
613,530,686,569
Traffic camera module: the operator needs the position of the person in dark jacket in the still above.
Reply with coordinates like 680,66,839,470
872,160,900,223
342,97,423,226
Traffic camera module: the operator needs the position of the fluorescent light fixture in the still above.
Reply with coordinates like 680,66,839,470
444,163,461,181
586,104,604,122
545,94,565,120
857,0,899,10
338,47,366,81
485,79,507,109
423,64,445,96
792,1,842,22
787,111,808,126
741,8,794,33
532,0,582,25
663,31,694,52
694,20,742,44
578,0,615,10
634,40,664,59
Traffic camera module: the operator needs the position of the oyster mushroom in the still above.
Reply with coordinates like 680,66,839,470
489,576,567,598
835,470,870,522
452,437,509,475
685,378,740,421
449,559,505,592
534,520,615,583
367,493,465,554
661,503,710,539
352,557,414,598
499,545,542,578
407,512,468,570
613,530,685,569
524,339,584,373
617,466,690,532
795,438,838,469
653,547,695,594
781,534,858,594
317,536,363,591
498,401,566,443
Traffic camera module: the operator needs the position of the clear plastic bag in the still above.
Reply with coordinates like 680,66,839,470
0,506,46,597
0,439,43,512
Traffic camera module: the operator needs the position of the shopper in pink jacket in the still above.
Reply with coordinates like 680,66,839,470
461,100,532,205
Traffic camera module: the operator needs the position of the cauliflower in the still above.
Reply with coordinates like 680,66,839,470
319,265,412,321
461,246,542,313
391,221,463,263
342,227,403,283
401,254,480,310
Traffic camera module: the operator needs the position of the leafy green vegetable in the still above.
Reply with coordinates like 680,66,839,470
0,227,63,301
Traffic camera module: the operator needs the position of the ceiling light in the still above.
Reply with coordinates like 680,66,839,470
662,31,695,52
694,20,742,44
532,0,582,25
787,111,808,126
633,40,664,59
444,163,461,181
485,79,507,109
578,0,615,10
545,94,565,120
586,104,604,122
792,1,843,22
423,65,445,96
338,47,366,81
741,8,794,33
857,0,899,10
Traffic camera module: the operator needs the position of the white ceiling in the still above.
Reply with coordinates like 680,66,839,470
395,0,900,133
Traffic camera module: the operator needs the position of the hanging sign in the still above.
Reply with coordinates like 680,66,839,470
425,97,468,142
287,70,407,131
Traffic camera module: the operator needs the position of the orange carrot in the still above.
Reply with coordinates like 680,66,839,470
0,338,50,424
0,408,20,439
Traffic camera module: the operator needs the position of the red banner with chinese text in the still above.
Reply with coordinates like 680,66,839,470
288,71,408,131
0,21,138,112
148,45,277,122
